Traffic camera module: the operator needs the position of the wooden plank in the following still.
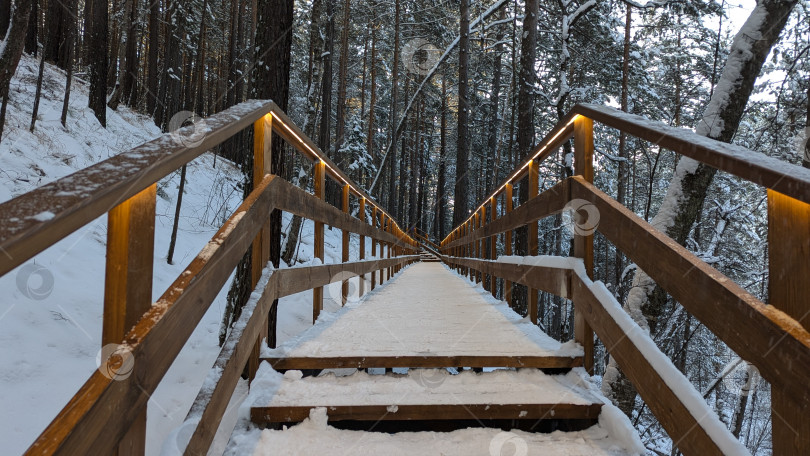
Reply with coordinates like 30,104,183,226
570,276,724,455
444,180,568,249
571,177,810,408
371,207,377,290
341,184,350,305
102,183,156,456
490,196,497,297
274,257,417,298
252,402,601,423
767,190,810,455
528,160,539,325
573,116,595,375
573,103,810,204
358,198,366,297
249,113,273,381
313,161,325,323
26,175,280,456
0,101,277,277
504,184,513,305
264,355,582,370
441,256,572,300
268,104,411,242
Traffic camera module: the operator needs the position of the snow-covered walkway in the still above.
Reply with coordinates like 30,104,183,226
264,262,583,369
214,261,645,455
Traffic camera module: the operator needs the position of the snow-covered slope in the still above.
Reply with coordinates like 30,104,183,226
0,55,353,455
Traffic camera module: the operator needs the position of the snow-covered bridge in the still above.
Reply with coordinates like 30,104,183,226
1,100,809,455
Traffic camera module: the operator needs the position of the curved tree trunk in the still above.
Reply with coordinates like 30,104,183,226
602,0,799,417
0,0,33,142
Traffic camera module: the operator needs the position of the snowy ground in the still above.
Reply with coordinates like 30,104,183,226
0,55,359,455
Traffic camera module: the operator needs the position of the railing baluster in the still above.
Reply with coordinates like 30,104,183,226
573,115,595,374
103,183,156,456
768,189,810,455
313,160,325,323
359,198,366,297
490,196,497,298
341,184,350,306
528,159,539,325
249,113,273,380
504,183,513,306
371,207,377,289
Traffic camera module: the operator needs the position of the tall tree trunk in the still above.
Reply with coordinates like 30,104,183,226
334,0,350,161
453,0,470,226
0,0,10,37
24,0,36,55
61,1,77,127
512,0,538,315
88,0,108,127
486,8,504,195
435,76,448,240
122,0,140,106
615,5,632,288
43,0,64,65
0,0,32,141
147,0,160,117
366,17,377,175
30,42,46,131
602,0,799,417
387,0,400,215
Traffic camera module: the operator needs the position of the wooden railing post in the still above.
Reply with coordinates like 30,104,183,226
528,159,539,325
359,198,366,297
573,115,595,374
249,112,273,379
371,207,377,290
477,206,482,291
768,189,810,455
103,183,156,456
341,184,350,305
504,183,513,306
490,196,497,298
468,220,474,281
313,160,325,323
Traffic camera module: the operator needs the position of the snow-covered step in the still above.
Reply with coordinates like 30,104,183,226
250,368,602,425
263,263,583,370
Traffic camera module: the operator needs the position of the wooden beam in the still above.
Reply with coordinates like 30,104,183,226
504,184,513,306
371,207,377,290
28,175,279,456
528,160,539,325
573,103,810,204
573,115,594,374
571,177,810,408
252,402,600,424
768,189,810,455
264,354,582,370
570,276,725,455
444,180,568,249
490,196,497,298
313,161,325,323
103,184,156,456
341,184,350,305
249,113,273,381
359,198,366,297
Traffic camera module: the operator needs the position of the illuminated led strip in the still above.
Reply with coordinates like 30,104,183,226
442,115,580,245
272,113,415,245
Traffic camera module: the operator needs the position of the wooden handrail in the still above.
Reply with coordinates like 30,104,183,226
1,100,417,455
440,103,810,454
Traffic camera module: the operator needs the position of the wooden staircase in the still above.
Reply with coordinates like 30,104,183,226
252,262,601,435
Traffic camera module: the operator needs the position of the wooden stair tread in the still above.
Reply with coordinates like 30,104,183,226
250,368,602,424
263,263,584,370
263,354,583,370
